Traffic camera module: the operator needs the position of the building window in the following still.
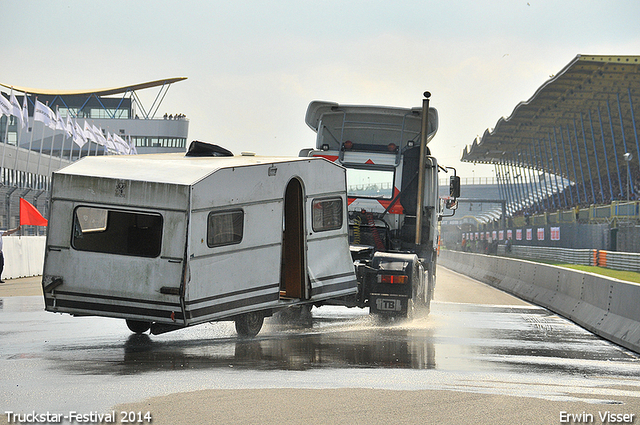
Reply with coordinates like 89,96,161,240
133,136,186,148
58,108,79,118
207,210,244,247
72,207,163,258
89,108,130,119
312,197,343,232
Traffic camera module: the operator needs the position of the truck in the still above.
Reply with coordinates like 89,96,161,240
301,93,459,318
41,142,358,337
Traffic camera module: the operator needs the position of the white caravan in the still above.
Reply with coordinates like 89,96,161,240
42,142,357,336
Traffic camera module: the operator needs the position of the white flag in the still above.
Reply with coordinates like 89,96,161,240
65,115,74,138
73,120,87,147
0,94,11,117
10,92,24,128
21,95,28,129
106,132,119,153
113,133,128,154
104,132,116,153
127,135,137,155
45,106,57,130
92,124,107,146
34,99,54,128
83,121,97,144
55,111,66,132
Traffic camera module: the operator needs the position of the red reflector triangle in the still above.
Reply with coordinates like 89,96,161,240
316,154,339,162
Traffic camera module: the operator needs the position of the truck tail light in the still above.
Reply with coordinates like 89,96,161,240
377,274,408,284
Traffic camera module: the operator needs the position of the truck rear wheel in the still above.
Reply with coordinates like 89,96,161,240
235,311,264,337
126,319,151,334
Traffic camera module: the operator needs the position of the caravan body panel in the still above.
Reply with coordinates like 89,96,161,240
44,170,190,324
184,157,356,324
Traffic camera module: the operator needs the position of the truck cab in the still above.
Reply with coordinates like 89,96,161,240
301,99,459,317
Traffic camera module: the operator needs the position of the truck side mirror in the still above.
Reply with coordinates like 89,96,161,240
445,198,458,210
449,175,461,198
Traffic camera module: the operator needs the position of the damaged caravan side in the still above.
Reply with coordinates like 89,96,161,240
42,144,357,337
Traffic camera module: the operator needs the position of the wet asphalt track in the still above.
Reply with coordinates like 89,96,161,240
1,267,639,424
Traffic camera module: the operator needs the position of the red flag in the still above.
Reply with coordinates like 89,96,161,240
20,198,48,226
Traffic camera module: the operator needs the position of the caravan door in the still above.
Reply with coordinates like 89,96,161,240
280,177,308,300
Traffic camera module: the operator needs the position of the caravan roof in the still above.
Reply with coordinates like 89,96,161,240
56,153,321,186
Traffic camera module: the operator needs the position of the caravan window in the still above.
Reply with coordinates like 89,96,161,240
208,210,244,247
72,207,163,257
312,197,343,232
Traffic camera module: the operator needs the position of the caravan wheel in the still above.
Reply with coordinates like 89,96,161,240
126,319,151,334
235,312,264,337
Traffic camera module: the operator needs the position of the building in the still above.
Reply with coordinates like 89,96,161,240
0,77,189,230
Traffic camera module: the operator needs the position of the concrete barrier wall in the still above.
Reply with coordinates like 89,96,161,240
439,249,640,354
1,236,46,280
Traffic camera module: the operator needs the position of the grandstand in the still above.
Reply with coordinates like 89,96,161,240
444,55,640,253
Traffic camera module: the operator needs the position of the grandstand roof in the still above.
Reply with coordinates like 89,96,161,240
462,55,640,184
0,77,187,97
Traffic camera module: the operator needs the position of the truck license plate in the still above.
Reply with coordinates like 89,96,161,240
376,298,401,312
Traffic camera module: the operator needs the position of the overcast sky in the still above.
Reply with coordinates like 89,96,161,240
3,0,639,178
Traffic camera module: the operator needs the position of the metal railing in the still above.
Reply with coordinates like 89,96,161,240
595,250,640,273
500,245,593,265
496,245,640,273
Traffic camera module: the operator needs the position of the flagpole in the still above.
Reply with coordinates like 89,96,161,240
63,115,72,166
70,118,77,162
46,120,55,179
6,89,19,185
22,96,38,181
61,123,69,166
58,116,67,170
80,139,87,160
93,121,100,156
1,97,12,182
21,93,30,185
92,121,102,156
77,131,87,161
46,107,61,178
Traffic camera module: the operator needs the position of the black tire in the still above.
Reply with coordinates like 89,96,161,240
235,311,264,337
126,319,151,334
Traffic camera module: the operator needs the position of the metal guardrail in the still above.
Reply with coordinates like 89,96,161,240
597,250,640,273
501,245,593,265
496,245,640,273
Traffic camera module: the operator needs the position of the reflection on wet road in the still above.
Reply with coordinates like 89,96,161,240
1,272,640,414
26,303,637,377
